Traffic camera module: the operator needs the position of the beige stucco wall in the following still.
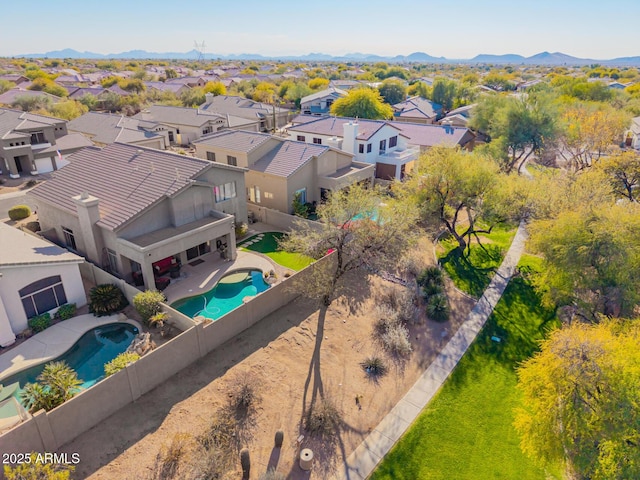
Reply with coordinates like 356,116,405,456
0,262,86,334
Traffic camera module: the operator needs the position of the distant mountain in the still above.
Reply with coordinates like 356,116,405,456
10,49,640,66
470,53,526,63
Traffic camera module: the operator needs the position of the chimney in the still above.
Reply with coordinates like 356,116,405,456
205,92,214,103
72,193,103,264
342,121,358,155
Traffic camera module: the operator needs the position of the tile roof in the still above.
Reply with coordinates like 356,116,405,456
193,130,273,152
37,133,93,154
134,105,226,128
0,223,82,267
0,108,64,139
199,95,291,120
0,89,61,106
29,143,211,231
393,96,442,119
300,87,347,105
67,112,165,145
251,141,327,178
144,81,189,93
287,116,402,141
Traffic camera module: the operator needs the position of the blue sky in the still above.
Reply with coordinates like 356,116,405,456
2,0,638,59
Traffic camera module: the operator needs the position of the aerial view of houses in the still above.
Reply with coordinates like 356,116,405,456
0,2,639,480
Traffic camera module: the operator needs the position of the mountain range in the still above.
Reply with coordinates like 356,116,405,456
11,49,640,66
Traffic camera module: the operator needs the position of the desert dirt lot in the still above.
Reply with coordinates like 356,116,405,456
61,257,474,479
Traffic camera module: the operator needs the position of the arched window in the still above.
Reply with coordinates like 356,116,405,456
19,275,67,318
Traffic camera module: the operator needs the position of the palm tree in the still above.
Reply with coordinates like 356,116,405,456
20,361,83,413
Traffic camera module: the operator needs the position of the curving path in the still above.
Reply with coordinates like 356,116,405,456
334,220,529,480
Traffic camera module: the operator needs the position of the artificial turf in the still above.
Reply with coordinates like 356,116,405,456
370,255,562,480
238,231,314,271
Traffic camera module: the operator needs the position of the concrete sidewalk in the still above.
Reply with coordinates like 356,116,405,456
334,221,529,480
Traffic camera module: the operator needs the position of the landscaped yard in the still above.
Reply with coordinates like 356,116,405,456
438,223,517,297
238,231,314,271
371,255,562,480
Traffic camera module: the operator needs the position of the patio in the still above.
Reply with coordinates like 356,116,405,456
161,249,279,304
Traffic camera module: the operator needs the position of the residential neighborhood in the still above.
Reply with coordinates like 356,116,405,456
0,4,639,479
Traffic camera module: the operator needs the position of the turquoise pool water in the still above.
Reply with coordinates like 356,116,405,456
352,210,379,222
1,323,139,395
171,269,270,321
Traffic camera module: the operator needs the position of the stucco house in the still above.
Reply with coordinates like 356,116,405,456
392,96,443,124
29,143,247,291
287,116,475,180
199,94,292,132
0,108,91,178
0,223,86,346
625,116,640,149
193,130,374,214
68,112,169,150
300,87,347,116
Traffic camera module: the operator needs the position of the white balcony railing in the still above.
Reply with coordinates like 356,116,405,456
377,146,419,163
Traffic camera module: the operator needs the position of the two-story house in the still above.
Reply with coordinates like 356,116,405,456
29,143,247,291
300,87,347,116
287,116,476,180
392,96,443,124
0,108,90,178
193,130,374,214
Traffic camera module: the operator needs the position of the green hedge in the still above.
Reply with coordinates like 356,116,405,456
54,303,76,320
28,313,51,332
8,205,31,221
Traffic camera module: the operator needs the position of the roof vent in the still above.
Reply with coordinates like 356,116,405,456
150,162,155,173
137,149,144,155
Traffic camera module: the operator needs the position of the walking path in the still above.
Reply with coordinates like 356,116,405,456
334,220,529,480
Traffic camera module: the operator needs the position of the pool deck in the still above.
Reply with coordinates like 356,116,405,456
0,314,141,382
163,249,279,304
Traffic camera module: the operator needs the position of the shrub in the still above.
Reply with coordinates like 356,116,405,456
417,266,444,289
8,204,31,220
305,397,342,438
54,303,76,321
132,289,166,323
25,180,38,188
380,322,413,357
88,284,128,317
4,454,74,479
198,411,236,452
19,361,82,413
235,222,248,237
227,370,262,411
149,311,168,328
379,287,418,324
28,313,51,333
158,433,191,479
360,356,388,377
104,352,140,377
426,293,450,322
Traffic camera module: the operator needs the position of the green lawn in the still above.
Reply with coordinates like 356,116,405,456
371,255,562,480
438,224,517,297
238,232,314,271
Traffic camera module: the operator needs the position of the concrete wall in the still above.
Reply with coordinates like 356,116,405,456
0,262,87,334
78,262,141,304
0,254,332,454
247,204,323,233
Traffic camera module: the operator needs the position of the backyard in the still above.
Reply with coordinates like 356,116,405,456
238,231,315,271
371,251,563,479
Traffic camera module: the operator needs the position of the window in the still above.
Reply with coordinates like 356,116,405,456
30,131,46,144
202,127,212,135
107,249,118,274
358,144,364,154
249,185,261,203
214,182,237,202
62,227,77,251
379,139,387,153
295,188,307,204
227,155,237,166
297,135,306,142
389,135,398,148
206,151,216,162
313,138,322,145
264,192,274,199
367,143,372,153
187,242,210,260
20,275,68,318
168,131,174,142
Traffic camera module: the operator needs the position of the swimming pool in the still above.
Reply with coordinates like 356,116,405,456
171,269,270,321
0,323,139,394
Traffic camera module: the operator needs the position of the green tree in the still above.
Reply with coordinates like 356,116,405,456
308,78,329,90
515,320,640,480
595,150,640,201
431,77,456,111
407,81,431,98
118,78,146,94
180,87,206,107
11,95,52,112
20,361,83,413
378,79,407,105
280,183,418,306
406,146,505,252
0,79,15,94
528,194,640,319
133,289,166,323
165,68,178,79
292,191,309,218
203,81,227,96
330,88,393,120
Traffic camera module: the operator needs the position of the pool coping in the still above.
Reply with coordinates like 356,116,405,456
0,314,142,383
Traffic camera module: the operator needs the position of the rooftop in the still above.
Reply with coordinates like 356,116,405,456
0,223,82,268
